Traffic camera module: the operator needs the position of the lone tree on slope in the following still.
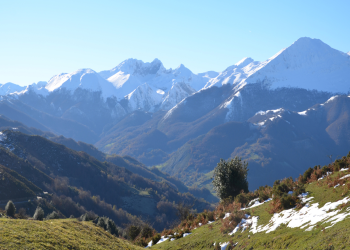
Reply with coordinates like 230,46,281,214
212,157,249,200
5,200,16,217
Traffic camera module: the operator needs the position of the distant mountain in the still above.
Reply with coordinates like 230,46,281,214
1,37,350,196
205,37,350,93
0,82,25,96
161,95,350,190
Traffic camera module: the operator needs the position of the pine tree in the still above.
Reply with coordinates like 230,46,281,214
212,157,249,200
5,200,16,217
33,206,44,221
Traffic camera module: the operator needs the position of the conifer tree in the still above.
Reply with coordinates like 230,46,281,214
5,200,16,217
212,157,249,200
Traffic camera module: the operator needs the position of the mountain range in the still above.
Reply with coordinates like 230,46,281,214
1,37,349,192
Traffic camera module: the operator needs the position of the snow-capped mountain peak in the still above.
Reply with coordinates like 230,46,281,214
242,37,350,93
172,64,192,76
0,82,26,96
99,58,165,80
235,57,254,68
44,68,119,99
203,57,259,89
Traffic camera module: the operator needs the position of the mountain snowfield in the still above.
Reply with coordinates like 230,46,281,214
2,37,349,114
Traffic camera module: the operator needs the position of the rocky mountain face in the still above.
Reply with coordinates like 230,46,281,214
1,37,350,193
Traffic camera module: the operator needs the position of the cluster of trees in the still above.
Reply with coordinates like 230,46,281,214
3,200,57,221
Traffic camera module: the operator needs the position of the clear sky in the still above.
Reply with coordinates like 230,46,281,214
1,0,349,86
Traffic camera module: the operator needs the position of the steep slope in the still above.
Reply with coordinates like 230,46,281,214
243,37,350,93
44,69,119,99
204,37,350,94
150,161,350,249
161,95,350,191
0,164,42,200
0,130,213,230
51,130,218,202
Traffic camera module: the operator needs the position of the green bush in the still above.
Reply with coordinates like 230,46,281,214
141,225,153,238
128,225,141,241
46,211,59,220
5,200,16,217
280,194,297,210
152,233,161,244
80,212,96,221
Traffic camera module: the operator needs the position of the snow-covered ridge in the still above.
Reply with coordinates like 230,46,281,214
0,83,26,96
205,37,350,94
3,37,350,114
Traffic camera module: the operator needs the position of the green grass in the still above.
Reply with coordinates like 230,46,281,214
149,170,350,249
0,218,143,250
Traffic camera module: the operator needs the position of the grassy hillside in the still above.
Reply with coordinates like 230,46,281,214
0,218,143,250
146,155,350,249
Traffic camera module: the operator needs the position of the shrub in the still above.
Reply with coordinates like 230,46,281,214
79,211,96,221
141,225,154,238
214,243,221,250
18,208,28,219
207,211,215,221
280,194,297,209
5,200,16,217
46,211,59,220
128,225,141,240
33,206,44,221
152,233,161,244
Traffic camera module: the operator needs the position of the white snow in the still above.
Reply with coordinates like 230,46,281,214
103,58,211,98
247,196,350,234
242,198,272,210
325,95,339,104
255,108,284,116
297,110,307,116
183,233,191,237
204,37,350,94
340,168,349,172
340,174,350,180
0,132,6,141
242,38,350,93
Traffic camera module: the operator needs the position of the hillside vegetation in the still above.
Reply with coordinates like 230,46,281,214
0,130,213,232
0,218,142,250
145,153,350,249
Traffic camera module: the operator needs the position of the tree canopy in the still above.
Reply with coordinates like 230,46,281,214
212,157,249,200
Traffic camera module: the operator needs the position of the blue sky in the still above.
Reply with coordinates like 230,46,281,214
1,0,349,86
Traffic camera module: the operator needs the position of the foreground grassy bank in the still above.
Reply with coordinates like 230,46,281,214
0,218,143,250
149,166,350,249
